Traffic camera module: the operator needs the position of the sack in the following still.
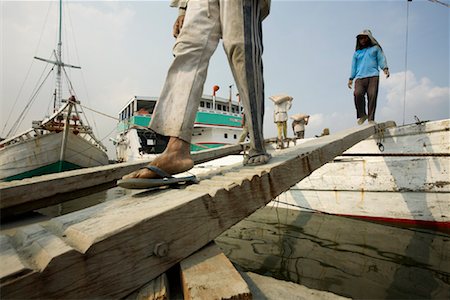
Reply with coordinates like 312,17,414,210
269,94,293,104
290,113,309,121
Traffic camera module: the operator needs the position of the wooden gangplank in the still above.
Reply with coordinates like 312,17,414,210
0,144,244,219
0,122,395,299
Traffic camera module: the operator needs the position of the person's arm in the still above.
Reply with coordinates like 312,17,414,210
171,0,188,38
348,53,357,89
376,46,389,78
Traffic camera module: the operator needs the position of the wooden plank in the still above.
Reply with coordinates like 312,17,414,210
0,235,33,283
242,272,349,300
0,122,394,299
125,273,169,300
0,143,244,218
180,242,251,300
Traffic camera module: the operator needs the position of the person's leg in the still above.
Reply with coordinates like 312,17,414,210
221,0,270,165
354,77,368,123
238,125,249,142
299,131,304,139
276,122,283,140
123,0,221,179
367,76,379,122
282,121,287,140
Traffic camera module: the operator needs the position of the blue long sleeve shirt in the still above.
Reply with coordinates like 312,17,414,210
350,45,388,80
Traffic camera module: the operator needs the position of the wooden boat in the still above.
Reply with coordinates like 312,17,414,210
114,93,243,162
0,0,108,181
271,119,450,230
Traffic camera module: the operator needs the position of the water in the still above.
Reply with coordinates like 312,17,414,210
216,206,450,299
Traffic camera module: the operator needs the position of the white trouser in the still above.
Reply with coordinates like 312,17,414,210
150,0,266,154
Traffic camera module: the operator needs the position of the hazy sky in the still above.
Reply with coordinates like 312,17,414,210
1,0,449,159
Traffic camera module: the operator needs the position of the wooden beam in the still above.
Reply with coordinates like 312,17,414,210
180,242,251,300
0,122,395,299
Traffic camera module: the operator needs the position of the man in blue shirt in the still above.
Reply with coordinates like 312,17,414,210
348,29,390,125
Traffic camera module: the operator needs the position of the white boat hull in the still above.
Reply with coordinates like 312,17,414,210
271,119,450,229
0,131,109,181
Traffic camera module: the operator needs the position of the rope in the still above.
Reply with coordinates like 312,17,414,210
427,0,450,8
340,153,450,157
6,67,54,137
402,0,410,125
78,104,119,121
1,2,54,137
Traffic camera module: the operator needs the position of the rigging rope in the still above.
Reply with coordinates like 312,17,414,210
78,104,119,121
1,2,54,138
402,0,410,126
6,67,54,137
427,0,450,8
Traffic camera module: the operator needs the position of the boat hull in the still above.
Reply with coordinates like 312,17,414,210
271,119,450,229
0,132,109,181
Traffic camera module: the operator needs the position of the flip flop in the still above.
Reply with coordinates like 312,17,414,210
243,153,272,166
117,165,198,189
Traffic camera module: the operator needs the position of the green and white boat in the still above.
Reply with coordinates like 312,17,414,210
114,94,243,162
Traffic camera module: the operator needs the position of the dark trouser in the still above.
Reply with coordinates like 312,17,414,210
295,131,304,139
354,76,379,121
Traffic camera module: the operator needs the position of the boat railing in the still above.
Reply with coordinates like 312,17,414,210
198,107,241,117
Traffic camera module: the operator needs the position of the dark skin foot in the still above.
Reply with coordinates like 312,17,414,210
122,137,194,179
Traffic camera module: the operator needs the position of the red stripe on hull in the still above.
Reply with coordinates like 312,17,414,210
335,213,450,233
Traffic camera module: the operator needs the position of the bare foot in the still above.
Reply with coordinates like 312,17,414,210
122,137,194,179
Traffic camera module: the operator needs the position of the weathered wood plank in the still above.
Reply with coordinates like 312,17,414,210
0,122,394,299
0,143,244,218
0,235,32,283
125,273,169,300
180,242,251,300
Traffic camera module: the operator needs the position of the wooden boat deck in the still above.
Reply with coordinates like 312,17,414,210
0,122,394,299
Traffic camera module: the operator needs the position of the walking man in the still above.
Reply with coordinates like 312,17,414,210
348,29,389,125
121,0,271,184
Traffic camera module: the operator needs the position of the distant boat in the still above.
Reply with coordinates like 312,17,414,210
0,0,108,181
271,118,450,230
114,94,244,162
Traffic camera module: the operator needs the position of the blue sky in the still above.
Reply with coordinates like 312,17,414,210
1,0,449,158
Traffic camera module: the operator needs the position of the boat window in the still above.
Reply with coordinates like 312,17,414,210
217,104,222,110
234,134,237,139
206,102,211,109
200,101,205,107
128,105,133,117
224,133,228,139
136,101,156,115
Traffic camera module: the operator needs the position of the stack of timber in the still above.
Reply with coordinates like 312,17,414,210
126,242,349,300
0,122,394,299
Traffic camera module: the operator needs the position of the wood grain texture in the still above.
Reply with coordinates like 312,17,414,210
0,122,394,299
180,243,251,300
125,273,169,300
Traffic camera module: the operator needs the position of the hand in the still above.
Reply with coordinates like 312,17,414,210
347,79,353,89
384,68,390,78
173,15,185,38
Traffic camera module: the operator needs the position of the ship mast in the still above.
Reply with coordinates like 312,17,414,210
34,0,80,111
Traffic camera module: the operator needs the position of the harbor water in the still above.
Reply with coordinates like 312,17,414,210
216,205,450,299
2,189,449,299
